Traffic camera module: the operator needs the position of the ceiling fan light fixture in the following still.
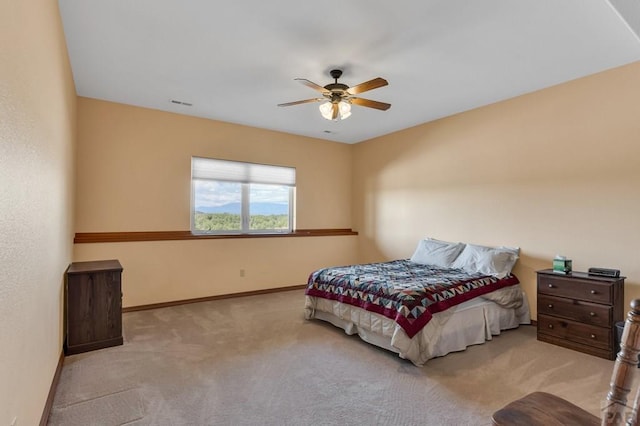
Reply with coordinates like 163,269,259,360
338,100,351,120
319,101,334,120
319,100,352,121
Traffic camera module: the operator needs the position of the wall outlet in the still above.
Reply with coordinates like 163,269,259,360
239,269,245,277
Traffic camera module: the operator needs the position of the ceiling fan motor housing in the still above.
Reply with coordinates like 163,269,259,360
327,93,344,104
325,69,349,97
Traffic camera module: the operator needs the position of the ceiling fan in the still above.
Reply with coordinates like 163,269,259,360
278,69,390,120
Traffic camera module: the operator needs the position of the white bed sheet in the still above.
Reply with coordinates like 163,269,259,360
304,286,530,366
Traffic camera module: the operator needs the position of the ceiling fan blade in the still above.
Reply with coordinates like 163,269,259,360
332,103,338,120
351,97,391,111
346,77,388,95
295,78,330,94
277,98,322,107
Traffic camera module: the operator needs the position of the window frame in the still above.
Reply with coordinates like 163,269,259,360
190,157,296,235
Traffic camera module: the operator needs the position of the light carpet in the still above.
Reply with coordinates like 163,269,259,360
48,289,633,425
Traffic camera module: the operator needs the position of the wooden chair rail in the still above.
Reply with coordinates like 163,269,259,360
74,229,357,243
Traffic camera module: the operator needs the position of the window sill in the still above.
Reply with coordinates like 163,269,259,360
73,229,358,243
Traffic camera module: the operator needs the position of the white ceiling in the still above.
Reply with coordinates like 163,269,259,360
58,0,640,144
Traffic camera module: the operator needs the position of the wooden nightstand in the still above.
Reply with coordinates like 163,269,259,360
64,260,123,355
536,269,625,360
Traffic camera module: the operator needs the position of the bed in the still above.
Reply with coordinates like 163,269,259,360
304,239,531,366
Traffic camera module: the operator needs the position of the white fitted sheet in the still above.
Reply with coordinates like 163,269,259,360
304,285,530,366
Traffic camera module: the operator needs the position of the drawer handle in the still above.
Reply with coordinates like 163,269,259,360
548,304,553,309
590,290,596,295
591,334,596,339
548,324,554,329
589,312,596,317
548,284,554,288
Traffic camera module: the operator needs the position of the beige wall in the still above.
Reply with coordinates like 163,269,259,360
353,61,640,318
0,1,76,425
76,61,640,313
74,98,357,307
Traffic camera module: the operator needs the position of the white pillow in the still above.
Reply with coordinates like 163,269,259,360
451,244,519,278
410,239,465,268
498,246,520,256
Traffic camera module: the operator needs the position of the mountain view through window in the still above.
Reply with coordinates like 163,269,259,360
193,181,290,232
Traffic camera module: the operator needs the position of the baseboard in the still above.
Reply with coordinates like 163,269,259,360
40,350,64,426
123,284,307,313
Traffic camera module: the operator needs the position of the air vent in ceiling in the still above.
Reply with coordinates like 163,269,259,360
170,99,192,106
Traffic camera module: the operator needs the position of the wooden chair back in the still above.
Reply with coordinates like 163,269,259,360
603,299,640,425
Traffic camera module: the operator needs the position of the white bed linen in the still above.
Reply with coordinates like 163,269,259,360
304,286,530,366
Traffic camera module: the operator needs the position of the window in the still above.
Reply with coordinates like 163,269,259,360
191,157,295,234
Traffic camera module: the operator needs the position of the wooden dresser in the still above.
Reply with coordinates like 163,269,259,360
65,260,123,355
537,269,624,360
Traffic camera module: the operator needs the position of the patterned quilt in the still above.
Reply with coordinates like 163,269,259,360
305,260,520,338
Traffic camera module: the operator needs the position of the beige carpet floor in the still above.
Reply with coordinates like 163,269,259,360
47,289,634,425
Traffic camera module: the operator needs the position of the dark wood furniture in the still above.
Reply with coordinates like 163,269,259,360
64,260,123,355
492,299,640,426
537,269,625,360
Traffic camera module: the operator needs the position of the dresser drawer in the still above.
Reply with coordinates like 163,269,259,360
538,314,611,350
538,294,612,327
538,275,612,304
